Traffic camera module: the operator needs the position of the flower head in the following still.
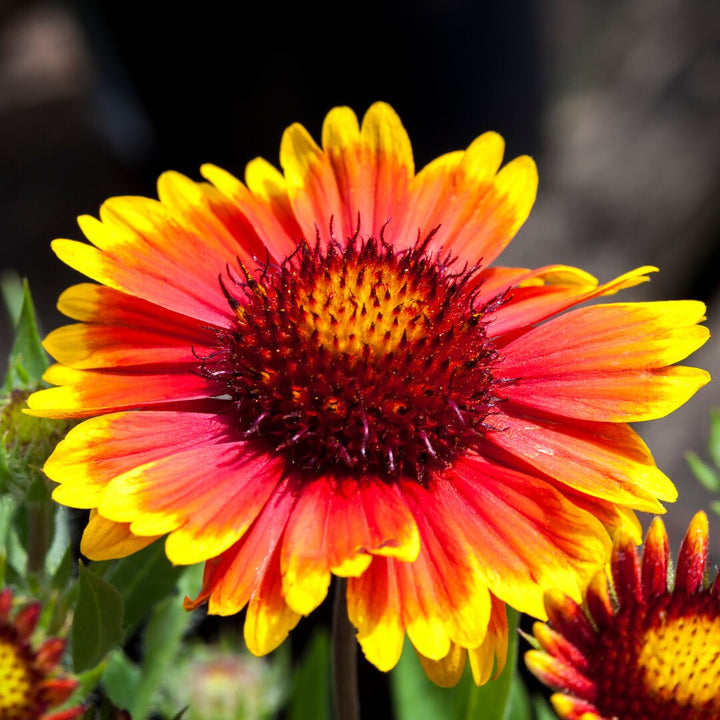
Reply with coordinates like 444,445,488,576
27,103,709,685
526,512,720,719
0,588,83,720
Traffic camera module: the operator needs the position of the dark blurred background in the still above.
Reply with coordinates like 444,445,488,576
1,0,718,636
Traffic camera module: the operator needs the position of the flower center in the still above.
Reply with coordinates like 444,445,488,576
637,611,720,710
0,637,38,717
203,232,505,480
590,593,720,720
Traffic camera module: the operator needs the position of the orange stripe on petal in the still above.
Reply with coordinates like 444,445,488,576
43,323,214,370
280,475,419,615
501,301,709,374
186,478,297,617
202,162,300,260
52,234,233,328
81,510,159,560
439,458,610,617
486,266,654,341
27,364,220,418
392,480,493,659
485,413,676,511
281,120,345,246
503,366,710,422
245,547,302,656
98,443,283,564
46,410,232,508
401,133,537,265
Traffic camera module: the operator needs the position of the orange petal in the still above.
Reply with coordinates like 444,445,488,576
245,546,302,656
280,475,420,616
202,161,301,260
27,364,220,418
45,409,231,507
347,557,405,672
389,479,493,660
43,322,215,370
98,442,283,564
485,413,676,511
485,266,655,341
438,457,610,617
185,477,296,617
501,300,709,373
400,132,537,265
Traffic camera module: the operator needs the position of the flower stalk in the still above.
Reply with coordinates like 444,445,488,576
332,578,361,720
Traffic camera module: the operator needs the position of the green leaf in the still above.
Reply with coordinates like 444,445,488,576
68,661,108,710
708,407,720,469
130,573,199,720
3,279,49,390
1,271,25,327
710,500,720,518
73,561,125,672
103,649,142,712
505,674,532,720
104,541,184,632
532,694,558,720
287,629,331,720
686,451,720,492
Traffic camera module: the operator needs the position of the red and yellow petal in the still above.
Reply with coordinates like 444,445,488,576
201,161,300,260
98,442,284,564
436,456,610,617
485,413,676,511
26,364,221,418
346,556,406,672
400,131,537,265
280,475,420,616
281,102,413,247
44,409,232,507
321,103,413,243
499,300,710,422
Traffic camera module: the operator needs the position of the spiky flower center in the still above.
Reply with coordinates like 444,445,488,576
590,594,720,719
0,634,41,718
204,233,505,480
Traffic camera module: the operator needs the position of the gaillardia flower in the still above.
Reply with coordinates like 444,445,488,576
27,103,709,685
526,512,720,719
0,588,83,720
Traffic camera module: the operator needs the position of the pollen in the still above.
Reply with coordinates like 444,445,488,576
638,612,720,708
202,230,506,479
0,637,36,716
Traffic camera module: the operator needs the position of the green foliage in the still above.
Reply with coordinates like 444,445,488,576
73,562,125,672
3,278,49,391
391,609,529,720
287,629,332,720
101,541,185,634
686,407,720,518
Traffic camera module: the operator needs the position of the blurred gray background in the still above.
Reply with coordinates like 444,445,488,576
1,0,718,556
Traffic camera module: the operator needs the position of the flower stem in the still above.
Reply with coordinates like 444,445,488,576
332,577,361,720
27,501,53,577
